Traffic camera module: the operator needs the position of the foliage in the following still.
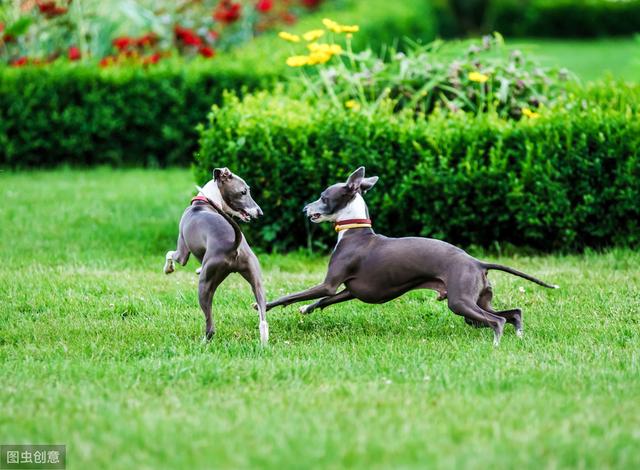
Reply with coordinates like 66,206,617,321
280,31,572,119
0,58,277,167
434,0,640,38
195,84,640,252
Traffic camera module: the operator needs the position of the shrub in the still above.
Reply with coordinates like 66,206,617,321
0,0,437,168
0,59,276,167
434,0,640,38
195,84,640,252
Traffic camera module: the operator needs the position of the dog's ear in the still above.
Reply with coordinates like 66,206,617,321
346,166,366,192
213,167,233,183
360,176,379,193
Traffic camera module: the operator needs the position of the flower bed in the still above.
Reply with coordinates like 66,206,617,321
0,0,325,67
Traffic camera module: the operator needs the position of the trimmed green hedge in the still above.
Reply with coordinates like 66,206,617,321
435,0,640,38
0,0,436,168
0,60,275,167
195,84,640,252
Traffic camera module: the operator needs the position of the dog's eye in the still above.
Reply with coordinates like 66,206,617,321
240,189,248,196
321,196,327,204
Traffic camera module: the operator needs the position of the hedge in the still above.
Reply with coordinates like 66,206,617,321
434,0,640,38
195,84,640,252
0,0,436,168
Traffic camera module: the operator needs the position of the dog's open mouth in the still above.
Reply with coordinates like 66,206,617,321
310,213,321,221
239,210,251,222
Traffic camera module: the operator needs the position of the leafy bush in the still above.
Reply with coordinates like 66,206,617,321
434,0,640,38
280,33,572,119
195,84,640,252
489,0,640,38
0,59,276,167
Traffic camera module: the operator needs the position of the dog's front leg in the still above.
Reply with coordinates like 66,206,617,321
240,253,269,345
266,283,339,311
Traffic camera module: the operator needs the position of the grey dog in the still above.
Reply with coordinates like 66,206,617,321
264,167,558,345
164,168,269,344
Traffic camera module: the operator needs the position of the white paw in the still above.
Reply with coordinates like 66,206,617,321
164,251,175,274
195,267,202,275
516,329,524,338
299,305,311,314
259,321,269,345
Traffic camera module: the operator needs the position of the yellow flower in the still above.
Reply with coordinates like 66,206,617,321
522,107,540,119
468,71,489,83
286,55,310,67
307,51,332,65
345,99,360,110
307,43,342,55
322,18,341,32
303,29,325,41
279,31,300,42
322,18,359,34
346,33,353,40
340,25,359,33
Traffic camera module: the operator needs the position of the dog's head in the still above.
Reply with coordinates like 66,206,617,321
214,167,263,222
304,166,378,223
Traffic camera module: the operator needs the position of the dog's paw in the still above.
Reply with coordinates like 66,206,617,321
195,267,202,275
163,251,175,274
259,321,269,345
299,304,312,315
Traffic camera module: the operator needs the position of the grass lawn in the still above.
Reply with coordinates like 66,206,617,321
1,168,639,469
510,37,640,82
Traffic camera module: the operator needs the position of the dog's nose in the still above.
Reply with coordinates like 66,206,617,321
257,207,264,217
302,204,309,213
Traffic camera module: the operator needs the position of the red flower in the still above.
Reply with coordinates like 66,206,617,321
113,36,134,51
11,57,28,67
136,33,158,47
37,1,68,18
143,53,161,65
255,0,273,13
198,46,215,58
208,30,220,41
99,56,114,68
174,25,202,46
301,0,322,7
68,46,81,61
214,0,242,24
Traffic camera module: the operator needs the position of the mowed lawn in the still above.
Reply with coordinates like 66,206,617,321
1,168,639,469
511,37,640,82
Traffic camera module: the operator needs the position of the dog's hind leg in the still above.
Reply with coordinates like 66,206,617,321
448,296,506,346
239,253,269,345
477,287,523,337
299,289,355,315
198,262,228,341
164,233,190,274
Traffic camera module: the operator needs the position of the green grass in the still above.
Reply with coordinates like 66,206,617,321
1,168,639,469
511,37,640,82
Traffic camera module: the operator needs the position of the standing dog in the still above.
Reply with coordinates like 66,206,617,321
264,167,558,345
164,168,269,344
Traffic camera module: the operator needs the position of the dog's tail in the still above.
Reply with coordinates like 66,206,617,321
481,263,559,289
196,186,243,255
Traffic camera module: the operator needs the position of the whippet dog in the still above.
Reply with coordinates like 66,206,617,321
264,167,558,345
164,168,269,344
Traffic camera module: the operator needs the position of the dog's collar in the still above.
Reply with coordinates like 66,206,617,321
334,218,372,232
191,195,210,205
